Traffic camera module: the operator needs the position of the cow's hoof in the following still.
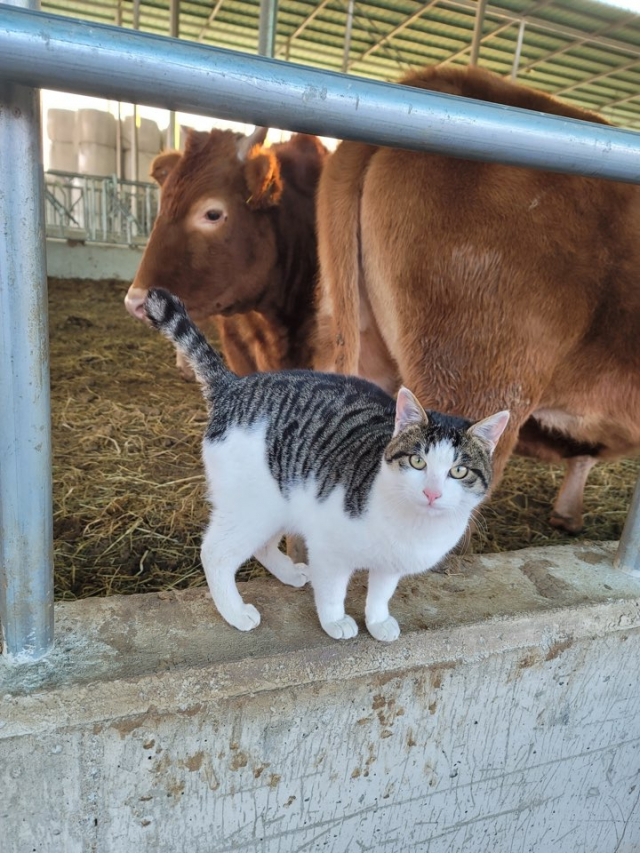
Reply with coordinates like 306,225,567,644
550,512,583,534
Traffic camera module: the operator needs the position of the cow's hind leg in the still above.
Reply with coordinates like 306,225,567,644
175,347,196,381
550,455,597,533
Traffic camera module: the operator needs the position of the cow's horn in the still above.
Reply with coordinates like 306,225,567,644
237,126,269,161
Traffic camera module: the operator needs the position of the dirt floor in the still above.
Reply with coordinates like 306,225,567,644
49,277,640,600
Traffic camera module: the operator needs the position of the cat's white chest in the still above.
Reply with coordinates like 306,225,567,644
358,506,467,576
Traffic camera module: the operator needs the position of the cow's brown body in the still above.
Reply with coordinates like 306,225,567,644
316,64,640,532
126,128,327,376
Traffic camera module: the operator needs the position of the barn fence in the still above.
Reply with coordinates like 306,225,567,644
1,2,640,663
45,170,159,245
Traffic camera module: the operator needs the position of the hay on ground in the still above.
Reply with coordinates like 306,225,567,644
49,277,640,600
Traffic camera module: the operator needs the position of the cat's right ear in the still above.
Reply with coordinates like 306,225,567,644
394,387,428,436
468,410,510,453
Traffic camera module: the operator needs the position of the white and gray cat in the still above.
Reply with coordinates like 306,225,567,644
145,289,509,642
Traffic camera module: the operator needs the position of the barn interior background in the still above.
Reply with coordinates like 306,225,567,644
31,0,640,600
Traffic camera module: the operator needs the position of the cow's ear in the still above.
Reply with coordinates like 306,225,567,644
244,148,283,209
149,150,182,186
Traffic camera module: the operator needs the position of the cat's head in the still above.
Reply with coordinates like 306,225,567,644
381,387,510,515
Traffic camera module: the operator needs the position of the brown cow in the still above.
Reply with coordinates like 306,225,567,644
316,64,640,533
125,127,327,377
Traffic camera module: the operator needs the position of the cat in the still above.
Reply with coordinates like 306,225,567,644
145,288,510,642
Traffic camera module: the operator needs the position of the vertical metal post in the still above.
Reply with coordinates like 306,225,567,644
132,0,140,183
470,0,488,67
258,0,278,58
115,1,123,179
511,20,526,82
342,0,355,74
614,477,640,577
0,0,54,663
167,0,179,150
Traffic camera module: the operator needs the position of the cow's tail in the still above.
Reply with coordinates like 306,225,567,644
144,289,232,400
314,141,377,375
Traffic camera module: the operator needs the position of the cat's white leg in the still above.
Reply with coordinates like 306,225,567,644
254,534,309,588
200,517,267,631
308,553,357,640
365,571,401,642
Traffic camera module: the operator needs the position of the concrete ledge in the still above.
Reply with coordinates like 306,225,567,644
46,238,144,281
2,543,640,851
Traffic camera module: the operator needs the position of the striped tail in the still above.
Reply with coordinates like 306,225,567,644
144,288,232,398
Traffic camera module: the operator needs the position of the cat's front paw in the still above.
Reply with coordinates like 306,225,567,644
321,615,358,640
226,603,261,632
367,616,400,643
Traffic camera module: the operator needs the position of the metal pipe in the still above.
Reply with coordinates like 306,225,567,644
470,0,488,66
614,478,640,577
115,1,123,179
258,0,278,58
132,0,140,184
511,19,525,82
0,0,54,664
167,0,179,150
2,8,640,183
342,0,355,73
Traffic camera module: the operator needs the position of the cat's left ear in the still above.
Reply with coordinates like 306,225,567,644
394,386,428,436
468,410,510,453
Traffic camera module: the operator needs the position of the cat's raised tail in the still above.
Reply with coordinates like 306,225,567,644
144,288,232,395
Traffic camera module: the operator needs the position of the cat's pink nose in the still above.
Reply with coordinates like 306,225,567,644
423,488,442,505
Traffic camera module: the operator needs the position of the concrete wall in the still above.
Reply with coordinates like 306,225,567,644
46,239,144,282
2,542,640,852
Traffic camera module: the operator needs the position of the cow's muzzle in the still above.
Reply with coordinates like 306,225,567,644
124,286,151,324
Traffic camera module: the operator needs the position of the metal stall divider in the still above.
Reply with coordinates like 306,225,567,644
2,4,640,662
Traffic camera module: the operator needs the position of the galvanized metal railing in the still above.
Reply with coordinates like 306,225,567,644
1,2,640,663
44,171,159,245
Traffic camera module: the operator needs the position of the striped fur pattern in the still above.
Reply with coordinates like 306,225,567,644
145,288,509,641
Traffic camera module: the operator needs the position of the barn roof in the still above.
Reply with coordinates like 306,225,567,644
41,0,640,130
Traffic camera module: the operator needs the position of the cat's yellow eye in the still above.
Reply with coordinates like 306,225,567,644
409,454,426,470
450,465,469,480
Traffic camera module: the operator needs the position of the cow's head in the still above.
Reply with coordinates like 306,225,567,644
125,126,283,324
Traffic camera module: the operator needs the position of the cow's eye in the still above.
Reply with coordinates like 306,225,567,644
205,210,223,222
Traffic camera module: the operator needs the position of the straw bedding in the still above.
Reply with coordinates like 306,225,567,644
49,277,639,600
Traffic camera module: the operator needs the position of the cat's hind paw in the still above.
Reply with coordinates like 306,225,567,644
226,603,261,632
321,615,358,640
367,616,400,643
288,563,310,588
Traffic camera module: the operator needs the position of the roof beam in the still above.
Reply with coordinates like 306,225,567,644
469,0,488,66
441,0,551,67
442,0,640,62
342,0,355,73
519,10,638,75
274,0,333,58
444,18,513,64
601,90,640,111
554,57,640,96
511,19,526,81
197,0,225,42
346,0,440,70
